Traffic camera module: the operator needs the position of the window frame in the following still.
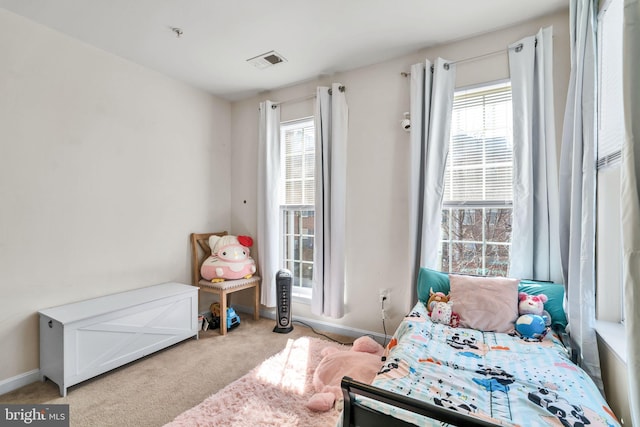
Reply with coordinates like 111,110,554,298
595,0,625,324
279,117,316,300
440,80,514,276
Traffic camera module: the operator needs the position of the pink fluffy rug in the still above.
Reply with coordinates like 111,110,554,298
165,336,346,427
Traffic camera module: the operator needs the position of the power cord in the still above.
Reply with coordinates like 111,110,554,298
381,297,388,348
292,320,353,345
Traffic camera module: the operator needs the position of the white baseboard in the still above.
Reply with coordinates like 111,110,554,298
233,304,387,344
0,369,40,396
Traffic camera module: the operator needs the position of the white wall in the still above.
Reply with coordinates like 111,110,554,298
230,10,571,334
0,9,231,383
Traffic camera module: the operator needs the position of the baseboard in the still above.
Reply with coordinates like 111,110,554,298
0,369,40,396
233,304,387,343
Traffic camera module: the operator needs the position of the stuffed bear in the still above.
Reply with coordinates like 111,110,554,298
515,292,551,340
306,336,385,412
426,287,450,313
200,234,256,282
518,292,551,326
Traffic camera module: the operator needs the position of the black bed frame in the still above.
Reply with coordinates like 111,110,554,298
341,376,504,427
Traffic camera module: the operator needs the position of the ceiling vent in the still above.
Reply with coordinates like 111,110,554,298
247,50,287,69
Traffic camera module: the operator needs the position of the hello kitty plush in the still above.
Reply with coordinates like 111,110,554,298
200,234,256,282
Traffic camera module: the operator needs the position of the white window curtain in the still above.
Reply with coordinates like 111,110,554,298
408,58,456,300
508,27,562,283
558,0,602,391
257,100,281,307
621,0,640,423
312,83,348,318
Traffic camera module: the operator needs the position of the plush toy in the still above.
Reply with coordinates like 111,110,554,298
306,336,385,412
518,292,551,326
200,234,256,282
426,288,450,313
515,314,548,340
429,301,460,328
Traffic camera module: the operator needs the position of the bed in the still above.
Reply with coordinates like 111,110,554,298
341,268,621,427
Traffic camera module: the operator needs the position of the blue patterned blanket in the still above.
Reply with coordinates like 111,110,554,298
358,302,620,427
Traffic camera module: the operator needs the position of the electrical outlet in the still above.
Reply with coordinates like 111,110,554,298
379,288,390,303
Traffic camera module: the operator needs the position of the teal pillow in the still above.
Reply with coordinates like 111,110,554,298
417,267,450,303
519,280,568,331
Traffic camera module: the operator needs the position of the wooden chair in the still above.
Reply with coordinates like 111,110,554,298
190,231,261,335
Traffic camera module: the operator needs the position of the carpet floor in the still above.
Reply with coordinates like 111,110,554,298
0,316,354,426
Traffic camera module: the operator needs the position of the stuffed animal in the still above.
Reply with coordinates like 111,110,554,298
306,336,385,412
200,234,256,282
429,301,460,328
515,314,548,340
518,292,551,326
426,288,450,313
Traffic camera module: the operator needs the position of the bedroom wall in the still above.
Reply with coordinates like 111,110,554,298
0,9,231,387
229,10,571,332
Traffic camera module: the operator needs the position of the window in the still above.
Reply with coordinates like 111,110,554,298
596,0,624,322
440,82,513,276
280,118,315,298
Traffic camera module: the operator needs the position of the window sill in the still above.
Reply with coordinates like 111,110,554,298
292,294,311,305
595,320,627,364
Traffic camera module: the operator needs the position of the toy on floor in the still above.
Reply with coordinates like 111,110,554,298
200,234,256,282
306,336,384,412
208,302,240,331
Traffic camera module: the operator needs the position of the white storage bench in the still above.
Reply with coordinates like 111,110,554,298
38,282,199,396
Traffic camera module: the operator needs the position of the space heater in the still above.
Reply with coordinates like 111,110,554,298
273,269,294,333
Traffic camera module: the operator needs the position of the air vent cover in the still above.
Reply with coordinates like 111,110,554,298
247,50,287,69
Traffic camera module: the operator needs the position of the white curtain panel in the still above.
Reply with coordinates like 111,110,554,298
257,100,281,307
621,0,640,423
408,58,456,300
508,27,562,284
312,83,348,318
558,0,602,390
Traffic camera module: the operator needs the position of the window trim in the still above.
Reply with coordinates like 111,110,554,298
279,117,316,300
440,80,513,276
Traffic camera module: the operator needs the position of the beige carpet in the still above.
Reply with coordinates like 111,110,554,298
0,316,354,427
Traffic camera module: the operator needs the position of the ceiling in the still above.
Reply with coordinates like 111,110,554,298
0,0,568,101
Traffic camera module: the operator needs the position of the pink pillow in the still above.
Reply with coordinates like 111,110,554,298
449,274,519,333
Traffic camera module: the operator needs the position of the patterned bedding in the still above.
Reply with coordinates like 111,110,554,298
358,302,620,427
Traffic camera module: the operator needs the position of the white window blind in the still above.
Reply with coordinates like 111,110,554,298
280,118,315,298
597,0,624,169
444,82,513,205
281,119,315,205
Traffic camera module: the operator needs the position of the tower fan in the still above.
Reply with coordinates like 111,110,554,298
273,269,294,333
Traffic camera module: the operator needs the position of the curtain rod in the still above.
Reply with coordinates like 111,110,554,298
272,85,346,108
400,42,526,77
272,93,315,108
